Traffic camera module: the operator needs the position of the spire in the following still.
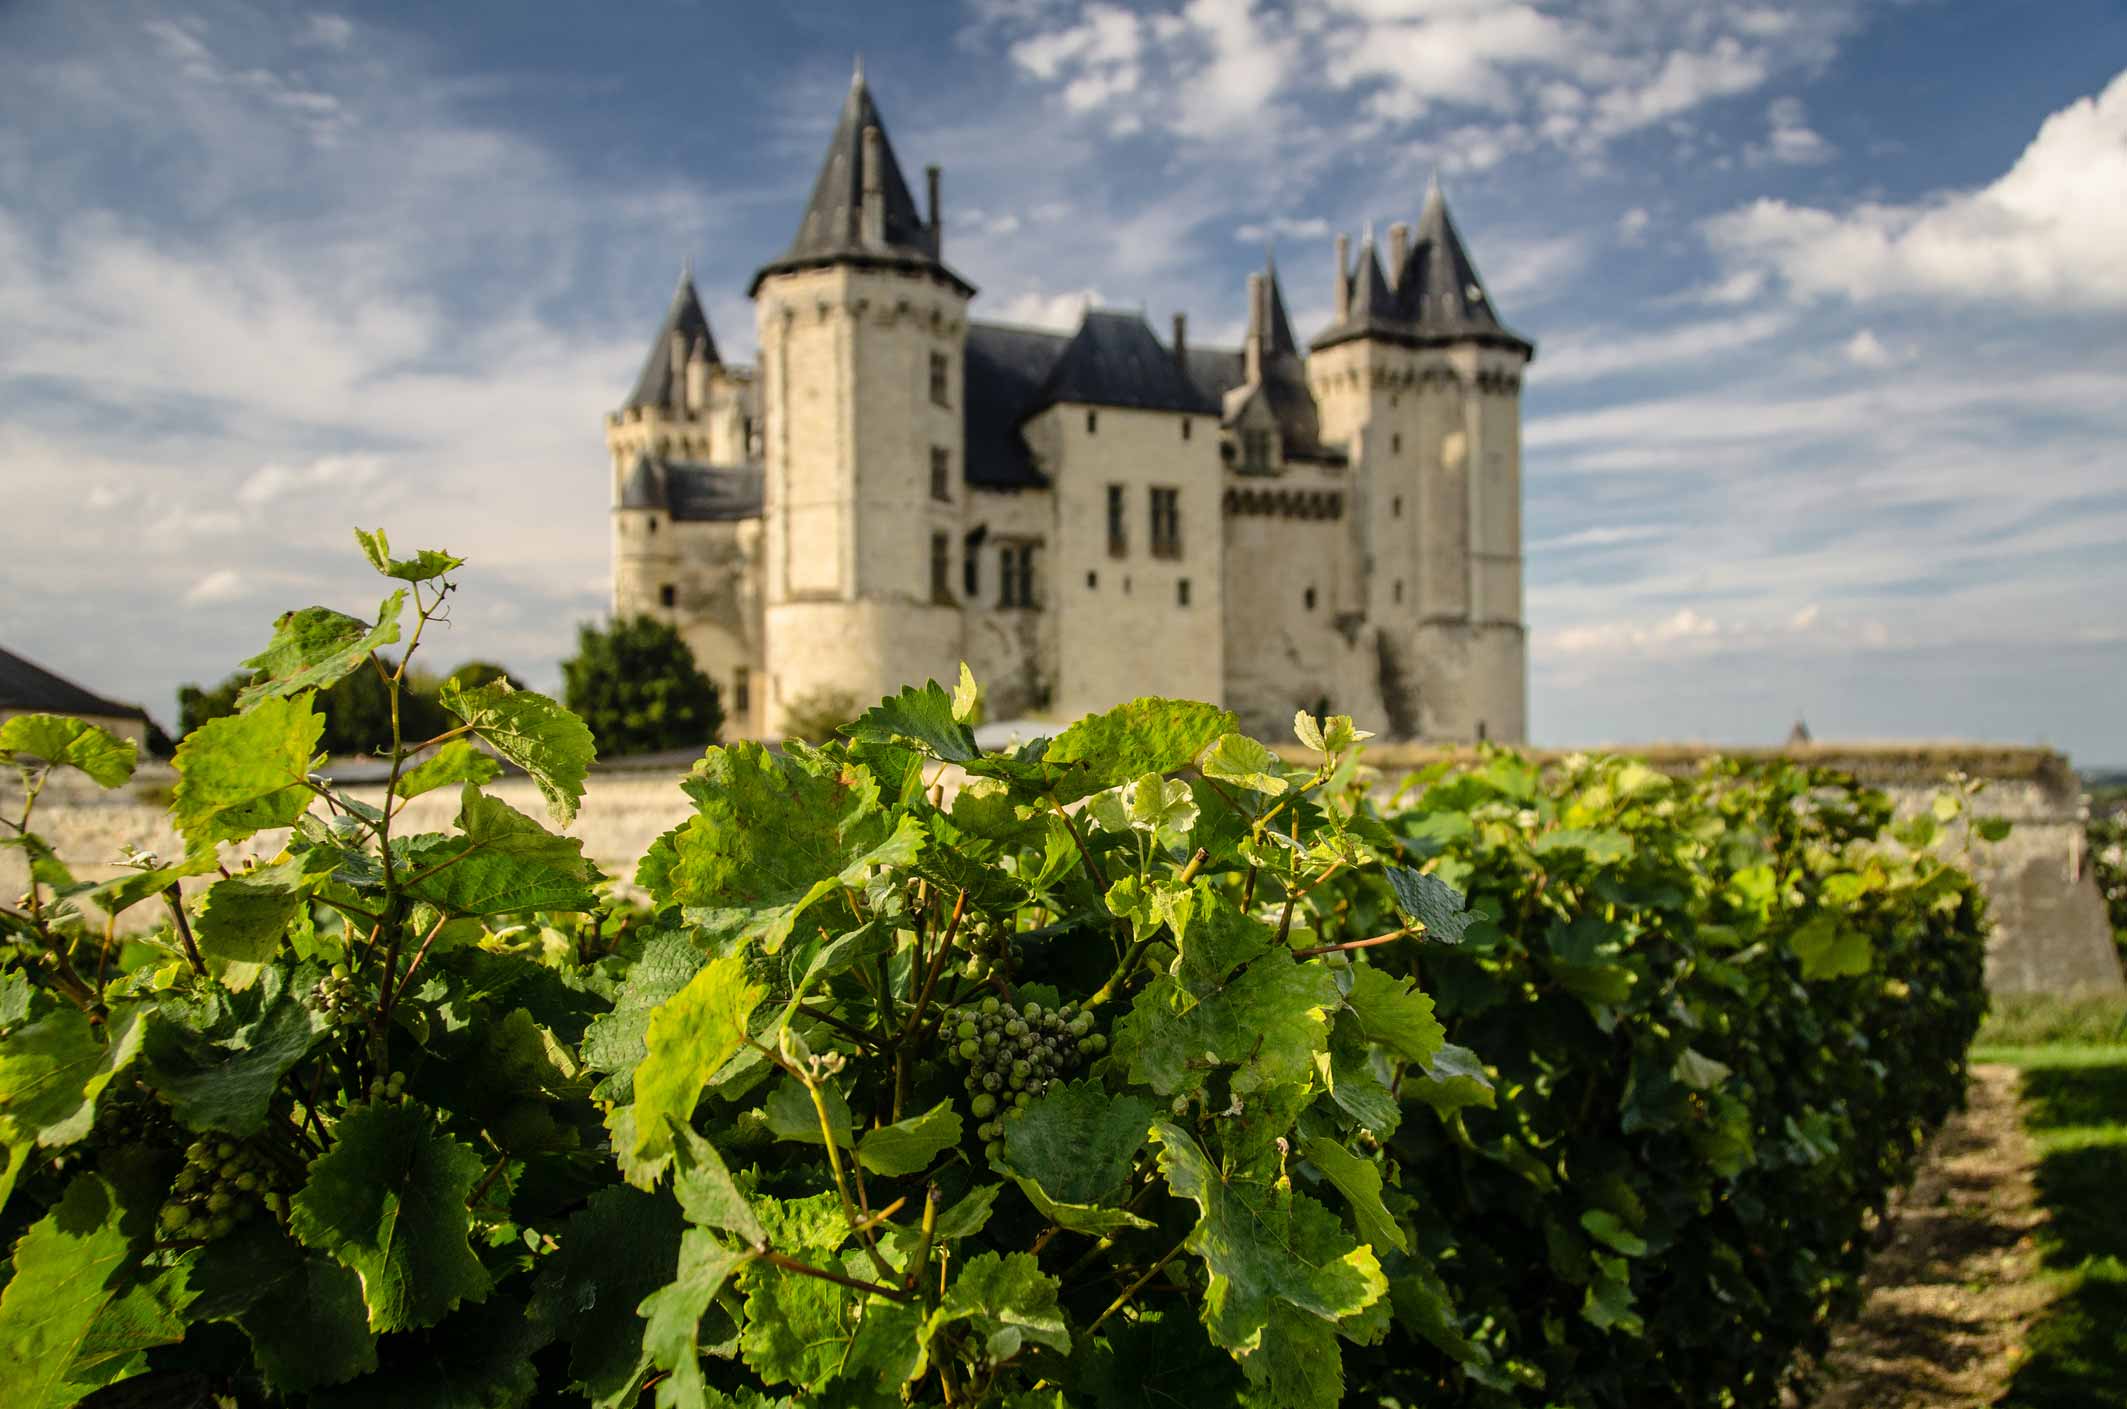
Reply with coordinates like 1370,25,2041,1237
622,272,719,411
1349,234,1392,321
1261,250,1298,355
748,72,973,296
1401,182,1511,340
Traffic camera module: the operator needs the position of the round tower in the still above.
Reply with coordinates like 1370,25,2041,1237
750,70,974,734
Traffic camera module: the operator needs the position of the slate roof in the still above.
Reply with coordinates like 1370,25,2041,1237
964,322,1066,490
624,273,720,411
1186,262,1334,461
748,72,974,297
0,646,147,722
1313,189,1533,357
1034,310,1219,418
617,455,762,521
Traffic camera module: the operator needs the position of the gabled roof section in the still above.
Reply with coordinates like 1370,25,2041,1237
1397,183,1530,352
623,272,719,411
1031,310,1218,418
0,646,147,722
749,71,973,297
964,322,1067,490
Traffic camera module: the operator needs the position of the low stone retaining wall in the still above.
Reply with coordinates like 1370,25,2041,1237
6,741,2119,996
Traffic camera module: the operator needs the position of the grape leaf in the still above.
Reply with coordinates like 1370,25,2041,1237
637,743,918,951
1045,697,1239,798
671,1122,767,1245
236,594,405,709
739,1253,854,1388
64,1263,193,1397
1383,865,1480,944
355,527,465,584
992,1080,1158,1234
393,740,503,803
1240,1302,1347,1409
843,677,979,763
763,1075,854,1148
171,693,325,848
1404,1042,1495,1113
857,1099,963,1176
438,678,596,826
0,714,138,787
1116,949,1338,1097
638,1229,755,1407
1198,732,1288,796
402,787,600,916
0,1175,140,1409
0,1003,149,1193
193,852,334,966
923,1251,1070,1362
1342,966,1445,1067
1672,1047,1732,1091
527,1185,683,1406
1580,1210,1649,1257
142,967,325,1135
288,1101,493,1332
302,1292,544,1409
1790,914,1873,980
1301,1137,1407,1254
629,954,766,1181
188,1225,378,1392
582,933,708,1103
1151,1123,1386,1355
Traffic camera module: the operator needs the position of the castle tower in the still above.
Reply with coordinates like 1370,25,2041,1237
749,69,975,732
1307,184,1533,742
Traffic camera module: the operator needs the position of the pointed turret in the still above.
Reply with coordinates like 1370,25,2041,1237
623,270,720,411
748,68,973,296
1396,184,1532,355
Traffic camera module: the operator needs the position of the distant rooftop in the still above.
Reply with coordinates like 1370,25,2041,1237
0,645,148,723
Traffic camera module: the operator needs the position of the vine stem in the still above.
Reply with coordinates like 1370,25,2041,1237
1290,925,1412,959
163,884,208,976
467,1152,511,1210
383,910,453,1021
1086,1238,1189,1335
805,1074,900,1284
1046,791,1109,892
759,1249,913,1303
899,888,966,1047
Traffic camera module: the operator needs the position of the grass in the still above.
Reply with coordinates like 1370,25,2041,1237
1973,1038,2127,1407
1975,992,2127,1049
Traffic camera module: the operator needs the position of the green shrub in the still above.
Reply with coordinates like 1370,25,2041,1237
0,531,1990,1408
561,614,721,756
778,686,862,743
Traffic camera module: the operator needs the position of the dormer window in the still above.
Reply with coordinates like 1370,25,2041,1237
1243,429,1272,471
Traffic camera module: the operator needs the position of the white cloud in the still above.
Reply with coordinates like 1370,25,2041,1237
1754,95,1834,165
235,454,388,507
298,14,355,50
1527,523,1668,552
1706,69,2127,308
1617,206,1650,243
1480,231,1593,306
185,569,247,604
1537,309,1794,385
1586,38,1766,141
990,287,1101,330
1234,215,1329,244
1842,328,1893,367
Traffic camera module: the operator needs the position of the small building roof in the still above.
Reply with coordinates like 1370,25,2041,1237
749,71,973,297
1312,187,1534,357
0,645,148,723
964,322,1066,491
623,273,720,411
1031,310,1219,419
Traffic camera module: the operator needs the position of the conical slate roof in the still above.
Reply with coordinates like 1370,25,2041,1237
1251,257,1327,457
1263,254,1300,355
623,273,719,411
617,453,667,510
1312,188,1533,357
748,71,973,296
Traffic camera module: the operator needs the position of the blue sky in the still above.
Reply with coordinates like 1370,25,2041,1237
2,0,2123,764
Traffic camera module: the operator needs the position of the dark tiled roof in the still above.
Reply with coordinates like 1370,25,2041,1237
618,453,667,510
1033,310,1218,417
0,646,146,722
964,322,1066,490
666,464,763,521
749,74,973,297
624,274,719,410
1311,190,1534,357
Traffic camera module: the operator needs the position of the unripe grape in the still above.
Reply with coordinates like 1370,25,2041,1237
207,1191,233,1213
979,997,1000,1016
982,1072,1002,1092
216,1142,236,1160
208,1215,235,1240
982,1031,1001,1049
160,1204,188,1231
956,1021,977,1040
971,1093,997,1118
959,1039,980,1060
235,1172,259,1191
1013,1091,1031,1109
1022,1002,1042,1020
984,1141,1003,1161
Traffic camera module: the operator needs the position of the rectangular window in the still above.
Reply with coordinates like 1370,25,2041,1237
733,666,751,715
1243,429,1272,470
658,583,676,608
1086,410,1098,434
964,540,979,597
1106,483,1127,557
929,352,950,407
999,544,1038,608
1149,487,1181,559
1177,578,1191,607
930,532,950,602
930,446,951,502
1181,418,1192,441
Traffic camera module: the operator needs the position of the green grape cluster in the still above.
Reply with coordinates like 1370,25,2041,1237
945,996,1107,1160
159,1138,282,1243
309,963,363,1028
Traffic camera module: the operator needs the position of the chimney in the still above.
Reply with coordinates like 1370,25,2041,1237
925,164,942,255
861,125,885,245
1244,272,1266,385
1388,222,1410,289
1171,312,1188,373
1334,234,1351,321
668,331,687,406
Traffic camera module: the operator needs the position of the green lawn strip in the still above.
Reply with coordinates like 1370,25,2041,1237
1986,1043,2127,1409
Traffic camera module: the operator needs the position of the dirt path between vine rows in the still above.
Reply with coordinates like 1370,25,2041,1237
1804,1063,2056,1409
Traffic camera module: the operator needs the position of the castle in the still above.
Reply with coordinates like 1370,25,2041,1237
605,71,1533,743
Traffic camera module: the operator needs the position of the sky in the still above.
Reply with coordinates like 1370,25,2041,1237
1,0,2123,765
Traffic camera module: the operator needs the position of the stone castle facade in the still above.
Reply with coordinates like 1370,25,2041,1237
605,72,1534,742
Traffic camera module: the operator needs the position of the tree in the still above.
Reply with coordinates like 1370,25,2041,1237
442,659,525,693
177,654,450,757
560,615,721,756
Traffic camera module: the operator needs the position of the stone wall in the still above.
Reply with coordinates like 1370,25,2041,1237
8,741,2117,997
